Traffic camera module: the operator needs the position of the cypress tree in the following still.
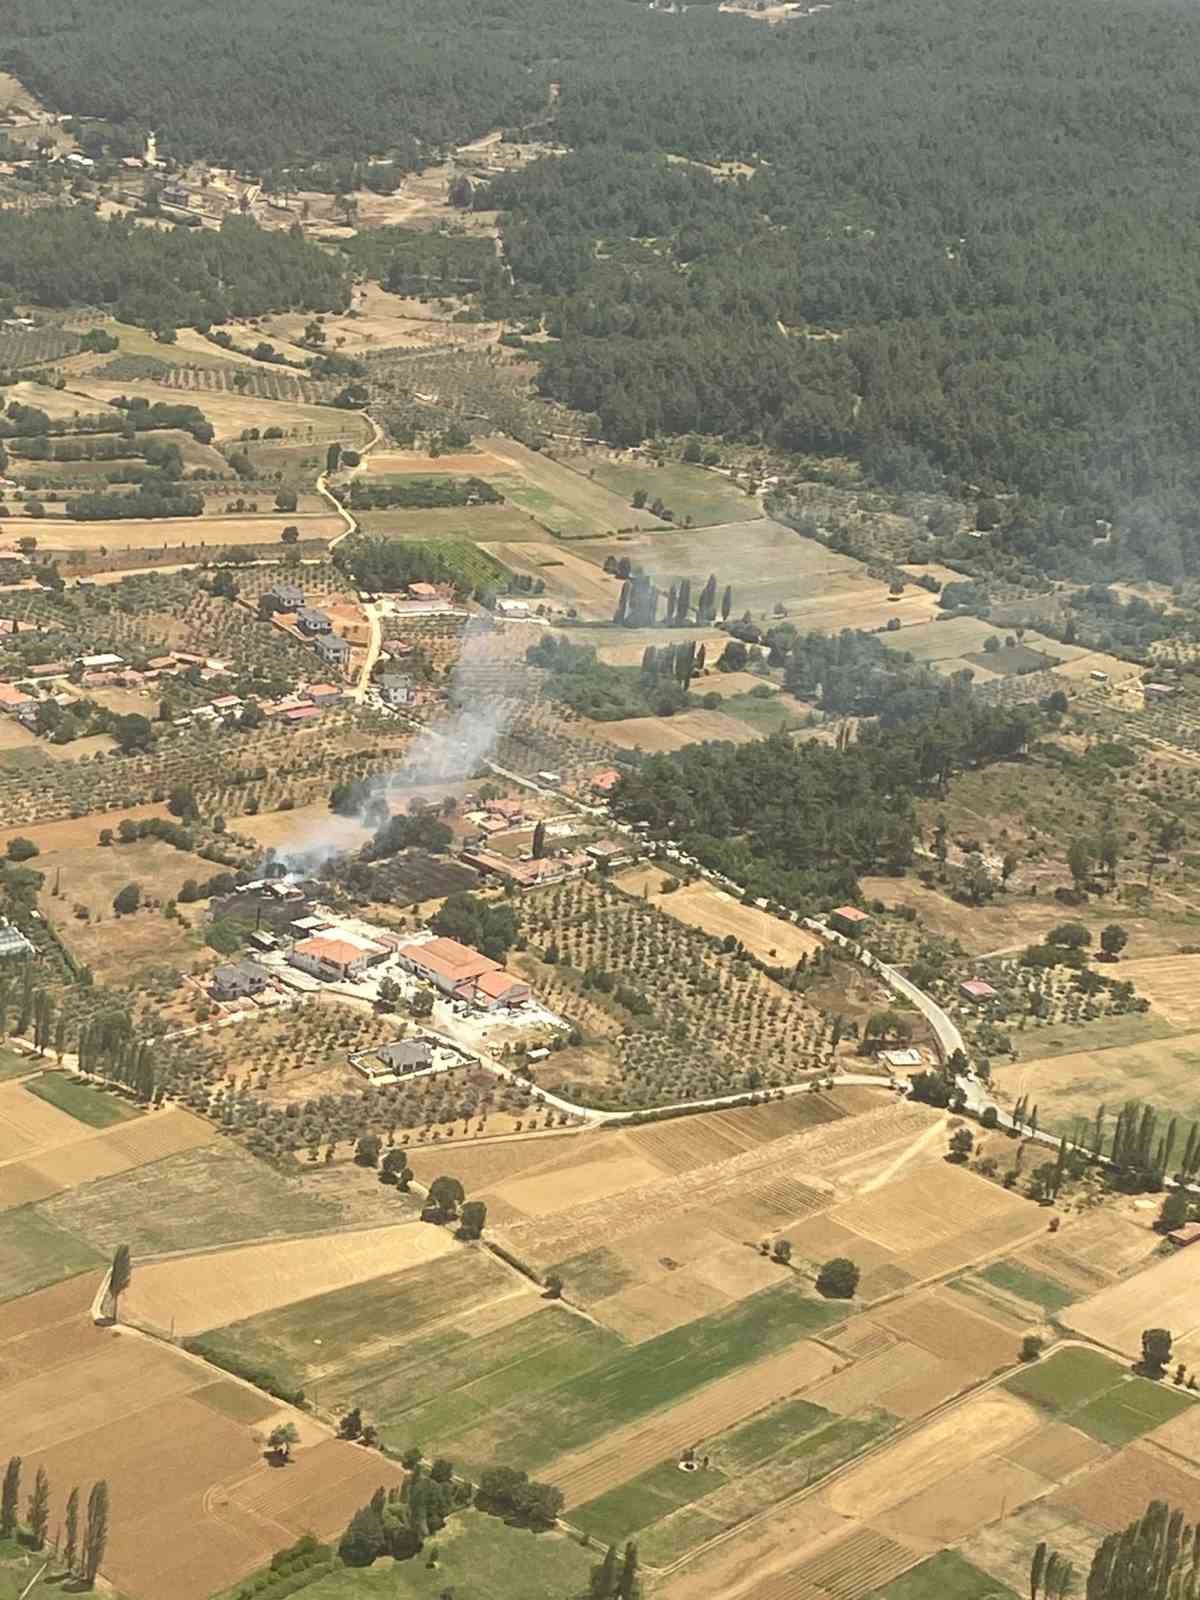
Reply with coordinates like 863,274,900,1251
1031,1539,1047,1600
81,1481,109,1586
27,1466,49,1550
720,584,732,620
617,1540,639,1600
591,1544,619,1598
0,1458,19,1536
64,1486,79,1575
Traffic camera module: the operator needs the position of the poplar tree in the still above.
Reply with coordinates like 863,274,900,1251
1,1457,20,1537
81,1481,109,1586
27,1466,49,1550
64,1486,80,1576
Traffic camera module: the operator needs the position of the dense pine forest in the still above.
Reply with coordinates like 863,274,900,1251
9,0,1200,573
0,210,348,329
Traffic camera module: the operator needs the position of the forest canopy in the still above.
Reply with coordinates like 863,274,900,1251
0,209,349,329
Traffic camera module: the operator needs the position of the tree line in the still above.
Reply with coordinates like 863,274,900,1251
1,1456,109,1587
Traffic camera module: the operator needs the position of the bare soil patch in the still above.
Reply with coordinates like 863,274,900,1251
827,1390,1042,1519
1054,1443,1200,1531
125,1220,457,1335
1062,1245,1200,1363
616,867,822,964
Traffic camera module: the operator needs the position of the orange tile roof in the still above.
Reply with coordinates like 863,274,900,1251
475,967,528,999
403,937,497,982
294,936,369,966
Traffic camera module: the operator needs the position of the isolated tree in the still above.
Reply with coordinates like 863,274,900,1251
1100,924,1129,960
948,1127,974,1163
64,1485,80,1575
355,1133,382,1167
816,1258,860,1298
544,1273,563,1299
339,1407,363,1440
428,1175,465,1218
6,837,38,862
1158,1191,1190,1231
772,1238,792,1264
81,1480,108,1586
1067,837,1094,891
1,1457,20,1536
109,1244,131,1316
27,1466,49,1550
112,883,141,916
1021,1334,1044,1363
268,1423,300,1463
459,1200,487,1240
281,525,300,544
1141,1328,1173,1378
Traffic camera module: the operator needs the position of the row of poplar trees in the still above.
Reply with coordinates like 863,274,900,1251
2,1457,108,1585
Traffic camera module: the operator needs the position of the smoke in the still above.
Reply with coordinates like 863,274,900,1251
272,617,515,876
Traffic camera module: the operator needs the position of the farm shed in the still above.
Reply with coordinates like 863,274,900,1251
1168,1222,1200,1248
960,979,998,1002
829,905,872,936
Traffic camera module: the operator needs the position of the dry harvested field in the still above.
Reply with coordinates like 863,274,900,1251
1054,1442,1200,1531
228,799,376,856
489,541,623,615
993,1031,1200,1133
0,1105,214,1211
1062,1245,1200,1364
5,378,117,420
354,446,510,477
1114,955,1200,1026
584,519,879,621
615,867,823,964
124,1218,458,1335
570,622,728,666
0,1274,402,1600
0,1078,96,1163
546,1339,840,1506
37,512,343,553
591,708,761,751
484,437,668,538
66,376,374,446
0,803,171,860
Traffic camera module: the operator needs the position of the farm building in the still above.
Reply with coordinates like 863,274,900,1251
494,598,530,618
77,653,126,670
314,633,351,667
472,968,532,1010
0,682,36,715
591,768,622,795
461,847,590,889
407,582,447,601
1145,682,1180,702
1168,1222,1200,1249
396,936,497,995
210,962,271,1001
829,906,872,936
289,935,386,982
485,797,526,824
585,839,635,868
960,979,998,1002
305,683,343,707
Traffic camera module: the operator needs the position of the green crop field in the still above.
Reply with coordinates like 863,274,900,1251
25,1072,140,1129
0,1206,103,1303
196,1250,521,1397
1072,1375,1196,1446
876,1551,1020,1600
1005,1349,1195,1445
569,457,762,530
1004,1347,1126,1412
437,1282,847,1476
38,1143,357,1255
977,1260,1076,1314
572,1393,835,1546
0,1047,33,1081
298,1511,591,1600
546,1246,634,1302
639,1411,895,1567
